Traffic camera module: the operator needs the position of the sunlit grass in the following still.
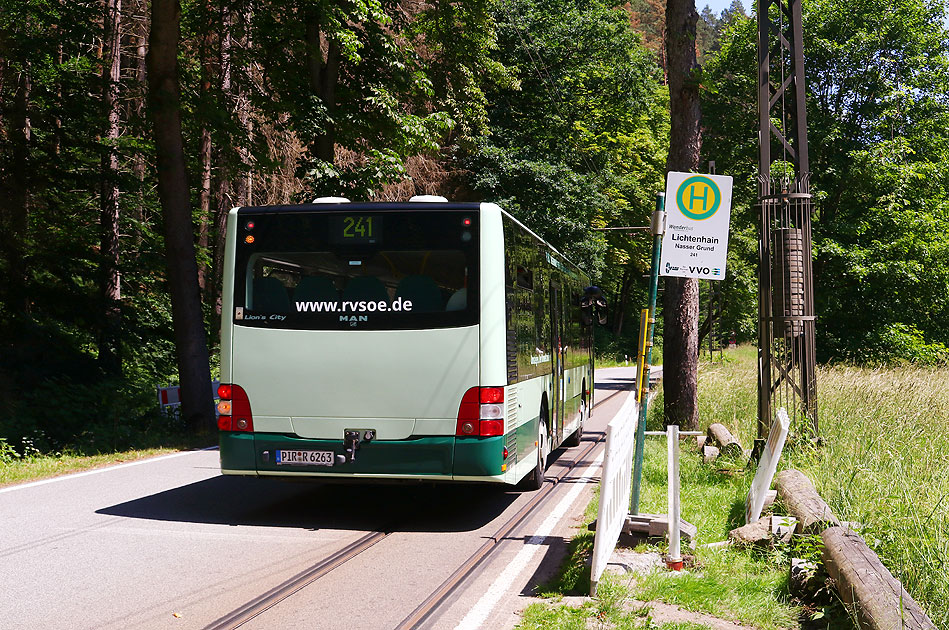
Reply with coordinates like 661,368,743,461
0,447,185,487
696,348,949,628
523,408,799,630
634,547,796,630
631,437,799,630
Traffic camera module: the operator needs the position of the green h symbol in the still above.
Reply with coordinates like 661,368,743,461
687,184,710,212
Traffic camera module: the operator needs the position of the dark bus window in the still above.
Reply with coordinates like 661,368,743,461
234,210,478,330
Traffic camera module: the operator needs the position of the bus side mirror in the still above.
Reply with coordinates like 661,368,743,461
581,286,608,326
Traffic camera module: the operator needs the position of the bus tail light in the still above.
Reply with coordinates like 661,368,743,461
479,387,504,404
217,383,254,432
456,387,505,437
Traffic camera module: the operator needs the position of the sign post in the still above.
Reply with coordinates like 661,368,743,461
631,174,733,516
630,194,664,515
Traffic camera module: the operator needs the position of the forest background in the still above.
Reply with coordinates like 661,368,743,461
2,0,949,453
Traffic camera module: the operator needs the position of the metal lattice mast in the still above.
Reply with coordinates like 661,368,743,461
756,0,818,439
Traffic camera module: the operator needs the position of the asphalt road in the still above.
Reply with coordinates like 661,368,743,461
0,367,639,630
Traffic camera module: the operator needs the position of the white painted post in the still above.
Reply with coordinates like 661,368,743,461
667,424,681,567
745,408,791,524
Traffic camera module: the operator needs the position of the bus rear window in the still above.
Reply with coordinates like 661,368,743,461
232,210,478,330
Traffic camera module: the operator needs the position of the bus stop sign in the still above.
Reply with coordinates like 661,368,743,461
659,172,733,280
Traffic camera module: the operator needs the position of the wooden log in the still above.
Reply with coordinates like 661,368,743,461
706,423,743,458
775,469,839,534
822,527,937,630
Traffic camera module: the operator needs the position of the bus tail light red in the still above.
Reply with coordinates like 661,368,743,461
217,384,254,432
456,387,505,437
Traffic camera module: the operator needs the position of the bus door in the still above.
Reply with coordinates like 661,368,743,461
549,280,565,442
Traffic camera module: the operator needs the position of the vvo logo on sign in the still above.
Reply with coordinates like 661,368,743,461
660,172,733,281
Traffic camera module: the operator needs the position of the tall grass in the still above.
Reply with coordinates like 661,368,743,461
696,348,949,627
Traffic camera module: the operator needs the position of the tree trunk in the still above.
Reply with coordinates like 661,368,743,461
210,1,252,325
611,264,631,337
305,16,340,162
53,22,63,156
196,0,215,295
209,7,232,323
147,0,216,433
210,2,234,327
196,129,212,293
131,24,147,256
4,65,32,315
663,0,702,429
230,4,253,206
99,0,123,375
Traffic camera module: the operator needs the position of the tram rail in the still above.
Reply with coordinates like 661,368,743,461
203,530,391,630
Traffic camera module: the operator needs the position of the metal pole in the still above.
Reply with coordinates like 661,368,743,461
631,193,665,515
635,309,648,403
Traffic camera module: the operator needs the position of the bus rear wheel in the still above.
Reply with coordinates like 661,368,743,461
520,421,548,491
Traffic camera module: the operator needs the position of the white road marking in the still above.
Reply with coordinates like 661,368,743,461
453,452,605,630
0,448,217,495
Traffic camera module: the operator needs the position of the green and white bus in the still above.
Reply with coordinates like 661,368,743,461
217,198,598,488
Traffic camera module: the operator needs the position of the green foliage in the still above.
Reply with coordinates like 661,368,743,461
0,0,509,453
0,438,17,465
412,0,514,150
0,371,186,456
465,0,668,339
702,0,949,364
248,0,456,198
537,531,595,596
697,0,747,62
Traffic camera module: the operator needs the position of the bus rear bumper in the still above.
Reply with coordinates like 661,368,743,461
219,432,509,482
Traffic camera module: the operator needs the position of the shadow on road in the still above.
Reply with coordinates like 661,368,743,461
97,475,523,533
594,381,636,391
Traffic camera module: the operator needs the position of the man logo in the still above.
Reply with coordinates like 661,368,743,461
676,175,721,220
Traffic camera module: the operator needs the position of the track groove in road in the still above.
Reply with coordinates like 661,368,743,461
203,530,390,630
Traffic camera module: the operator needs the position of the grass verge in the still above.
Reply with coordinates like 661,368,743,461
516,434,806,630
0,435,213,488
696,347,949,627
0,448,178,487
517,350,933,629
